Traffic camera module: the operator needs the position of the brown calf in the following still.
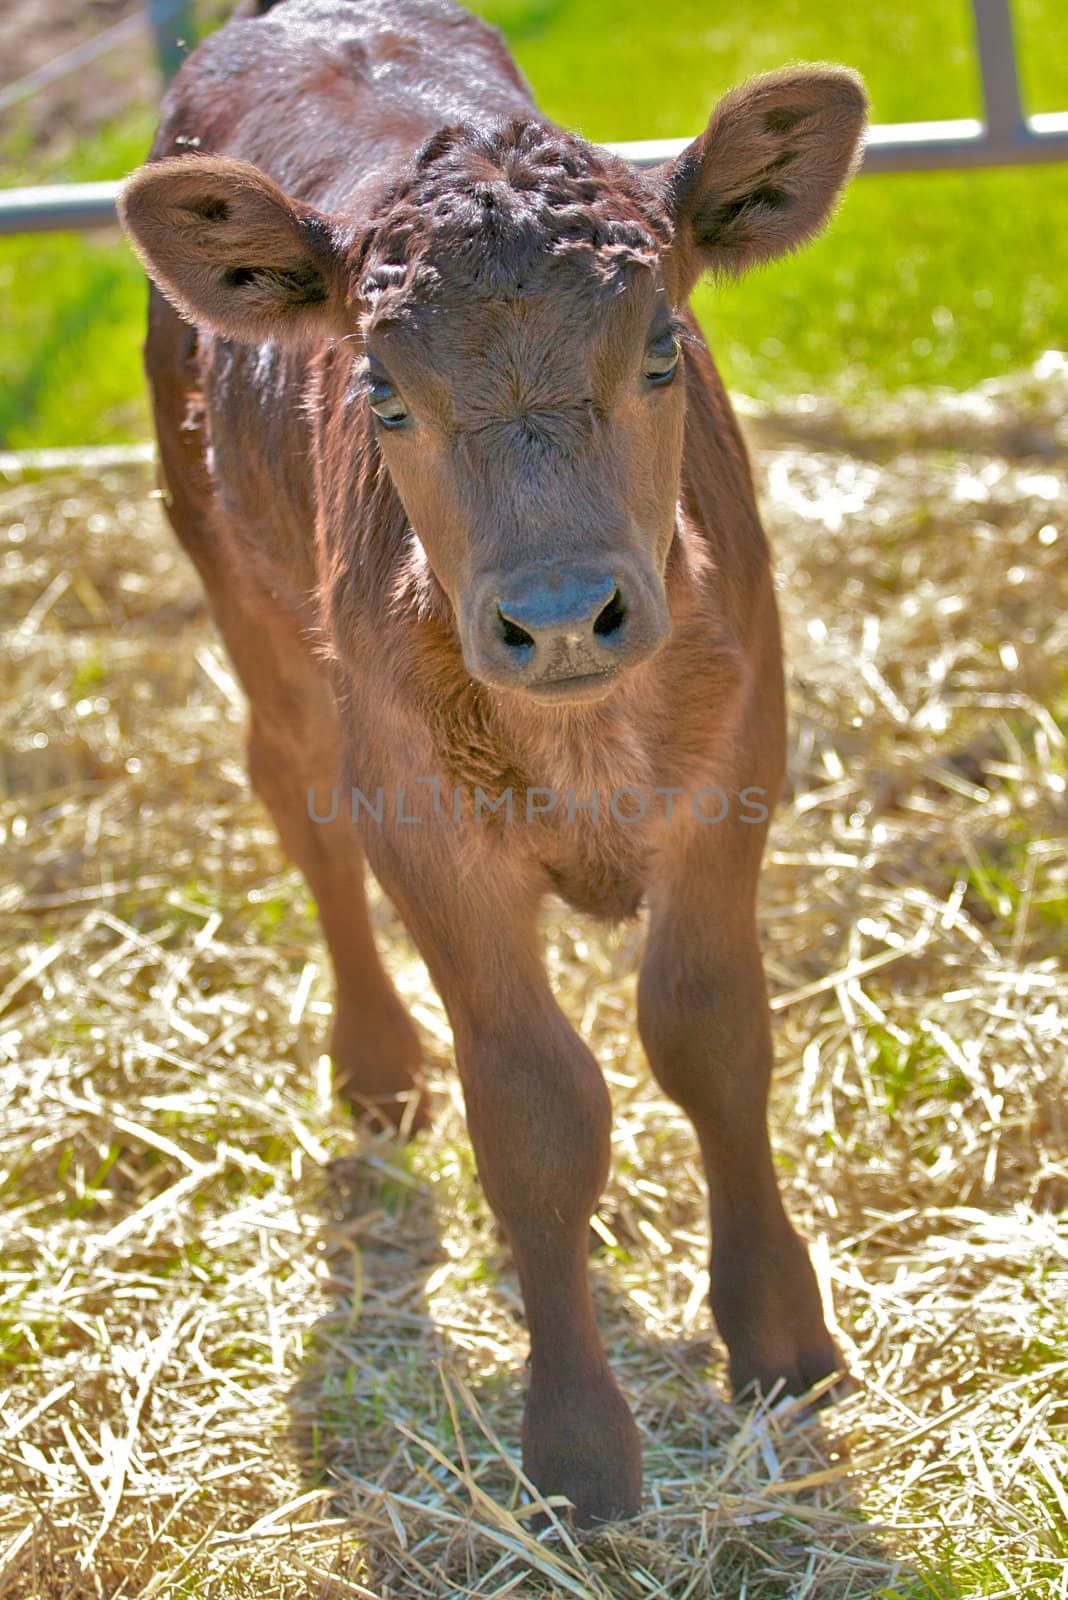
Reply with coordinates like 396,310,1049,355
119,0,867,1523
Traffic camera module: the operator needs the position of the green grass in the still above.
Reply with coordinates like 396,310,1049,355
0,115,157,447
2,0,1068,444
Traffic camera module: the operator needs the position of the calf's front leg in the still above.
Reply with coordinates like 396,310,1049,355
361,835,642,1524
638,825,848,1400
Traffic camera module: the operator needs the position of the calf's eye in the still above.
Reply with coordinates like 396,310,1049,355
367,378,409,426
644,333,681,386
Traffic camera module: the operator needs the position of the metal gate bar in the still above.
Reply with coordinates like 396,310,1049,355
1,0,1065,236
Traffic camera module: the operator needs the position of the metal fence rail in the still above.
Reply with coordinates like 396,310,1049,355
0,0,1065,237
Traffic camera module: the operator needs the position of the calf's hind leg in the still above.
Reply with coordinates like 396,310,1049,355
638,817,847,1400
146,304,421,1127
242,671,424,1130
175,554,422,1126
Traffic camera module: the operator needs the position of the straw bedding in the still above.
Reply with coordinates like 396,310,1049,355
1,356,1066,1597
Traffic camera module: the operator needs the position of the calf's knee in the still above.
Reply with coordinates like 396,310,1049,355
458,1020,612,1235
638,950,772,1114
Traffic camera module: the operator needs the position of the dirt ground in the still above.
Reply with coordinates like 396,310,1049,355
1,364,1067,1596
0,1,226,164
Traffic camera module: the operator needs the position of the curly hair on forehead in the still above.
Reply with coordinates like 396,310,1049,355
351,117,673,308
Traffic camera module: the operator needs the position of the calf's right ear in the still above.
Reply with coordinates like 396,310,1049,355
118,156,351,345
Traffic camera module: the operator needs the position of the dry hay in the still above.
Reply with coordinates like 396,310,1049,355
1,354,1067,1599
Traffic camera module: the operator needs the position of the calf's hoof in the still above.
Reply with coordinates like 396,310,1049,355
729,1336,856,1409
522,1372,642,1526
329,1003,427,1135
712,1225,855,1409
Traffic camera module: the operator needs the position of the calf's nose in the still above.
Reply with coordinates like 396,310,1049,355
495,570,626,659
462,558,671,698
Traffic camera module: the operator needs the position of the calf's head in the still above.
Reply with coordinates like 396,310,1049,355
121,67,865,702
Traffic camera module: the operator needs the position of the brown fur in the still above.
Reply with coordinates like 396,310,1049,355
120,0,866,1524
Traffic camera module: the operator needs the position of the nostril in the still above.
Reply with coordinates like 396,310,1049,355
497,607,535,652
593,588,627,639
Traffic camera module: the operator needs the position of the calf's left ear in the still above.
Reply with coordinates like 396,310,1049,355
662,67,867,296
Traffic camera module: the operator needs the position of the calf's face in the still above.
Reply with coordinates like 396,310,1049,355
121,68,865,703
357,203,686,702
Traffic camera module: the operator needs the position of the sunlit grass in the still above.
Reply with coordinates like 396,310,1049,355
2,369,1066,1594
0,116,155,448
